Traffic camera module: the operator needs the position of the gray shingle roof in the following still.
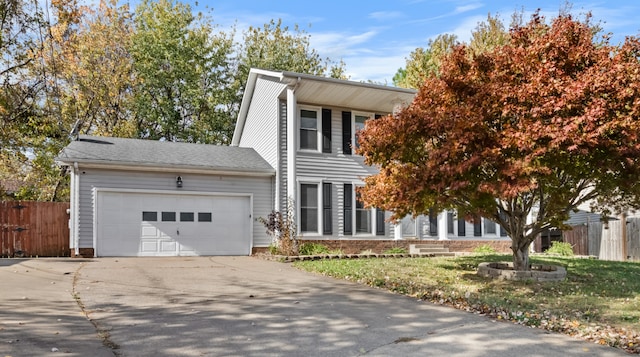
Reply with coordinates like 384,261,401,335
57,136,274,175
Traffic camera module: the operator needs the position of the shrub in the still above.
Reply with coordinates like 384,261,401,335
267,244,279,255
473,244,498,254
258,198,299,256
298,242,331,256
383,247,407,254
546,241,574,256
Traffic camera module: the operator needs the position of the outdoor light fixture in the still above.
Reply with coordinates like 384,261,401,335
176,176,183,188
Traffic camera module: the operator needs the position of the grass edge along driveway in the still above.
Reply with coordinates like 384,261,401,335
294,254,640,354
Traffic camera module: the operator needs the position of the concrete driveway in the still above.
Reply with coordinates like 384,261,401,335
1,257,629,357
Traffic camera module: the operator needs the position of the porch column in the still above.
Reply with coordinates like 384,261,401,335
438,211,448,240
394,222,402,240
286,83,297,223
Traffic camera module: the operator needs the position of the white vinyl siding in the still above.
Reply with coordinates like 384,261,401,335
75,168,273,250
237,77,287,169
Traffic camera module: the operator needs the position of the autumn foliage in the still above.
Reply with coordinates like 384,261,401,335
358,13,640,270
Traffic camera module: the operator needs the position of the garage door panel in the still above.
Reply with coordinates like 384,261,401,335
96,192,251,256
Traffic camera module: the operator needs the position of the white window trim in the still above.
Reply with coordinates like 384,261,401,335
298,180,323,236
353,184,376,236
352,111,373,154
298,105,322,152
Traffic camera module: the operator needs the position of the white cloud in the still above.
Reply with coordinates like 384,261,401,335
454,3,484,14
343,54,408,83
368,11,404,20
309,30,380,58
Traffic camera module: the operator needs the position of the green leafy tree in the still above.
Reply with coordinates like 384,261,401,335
394,14,510,89
56,0,137,138
359,13,640,271
131,0,235,143
393,34,458,88
230,19,347,120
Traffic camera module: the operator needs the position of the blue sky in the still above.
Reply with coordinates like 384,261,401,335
195,1,640,83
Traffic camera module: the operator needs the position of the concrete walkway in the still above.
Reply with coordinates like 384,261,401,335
1,257,629,356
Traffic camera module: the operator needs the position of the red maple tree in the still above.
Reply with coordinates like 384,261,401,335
358,13,640,270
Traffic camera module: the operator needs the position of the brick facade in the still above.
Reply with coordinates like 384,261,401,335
252,239,512,255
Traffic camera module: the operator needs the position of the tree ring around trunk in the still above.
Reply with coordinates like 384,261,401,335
477,262,566,281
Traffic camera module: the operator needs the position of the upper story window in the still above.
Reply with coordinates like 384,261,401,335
353,114,370,150
342,111,378,155
299,107,321,151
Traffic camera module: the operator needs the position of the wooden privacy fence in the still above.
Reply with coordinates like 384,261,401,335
561,218,640,261
0,201,70,257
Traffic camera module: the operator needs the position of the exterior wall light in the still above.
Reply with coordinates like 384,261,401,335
176,176,183,188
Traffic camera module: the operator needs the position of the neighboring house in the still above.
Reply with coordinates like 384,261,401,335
232,68,510,243
57,136,274,257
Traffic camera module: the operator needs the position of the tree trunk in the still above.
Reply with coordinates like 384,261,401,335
512,238,531,271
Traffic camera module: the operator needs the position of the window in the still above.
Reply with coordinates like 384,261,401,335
401,216,417,237
353,113,371,150
355,191,371,234
198,212,212,222
161,212,176,222
142,211,157,221
300,108,320,151
484,219,497,235
180,212,194,222
300,183,319,232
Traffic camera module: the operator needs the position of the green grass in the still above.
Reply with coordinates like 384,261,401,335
294,254,640,352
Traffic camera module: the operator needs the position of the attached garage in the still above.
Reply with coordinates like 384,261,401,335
57,136,275,257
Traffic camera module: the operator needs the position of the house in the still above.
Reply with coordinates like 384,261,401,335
231,68,511,246
56,136,274,257
57,68,511,257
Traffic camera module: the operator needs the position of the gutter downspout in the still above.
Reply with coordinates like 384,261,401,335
73,162,80,257
286,77,300,222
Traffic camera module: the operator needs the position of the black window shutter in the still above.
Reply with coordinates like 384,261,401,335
429,209,438,236
447,212,454,234
323,182,332,235
344,184,352,235
376,209,385,236
458,218,466,237
342,111,352,155
322,109,332,153
473,217,482,237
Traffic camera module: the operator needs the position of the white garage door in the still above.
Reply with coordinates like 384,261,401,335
96,191,251,256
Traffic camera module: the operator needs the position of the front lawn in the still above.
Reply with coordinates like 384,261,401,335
294,254,640,353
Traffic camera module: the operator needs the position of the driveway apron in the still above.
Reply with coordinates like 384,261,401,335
72,257,626,357
0,258,114,357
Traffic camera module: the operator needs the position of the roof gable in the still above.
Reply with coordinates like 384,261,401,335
231,68,416,146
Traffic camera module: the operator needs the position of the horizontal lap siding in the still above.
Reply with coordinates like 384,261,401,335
238,78,286,169
77,168,273,249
